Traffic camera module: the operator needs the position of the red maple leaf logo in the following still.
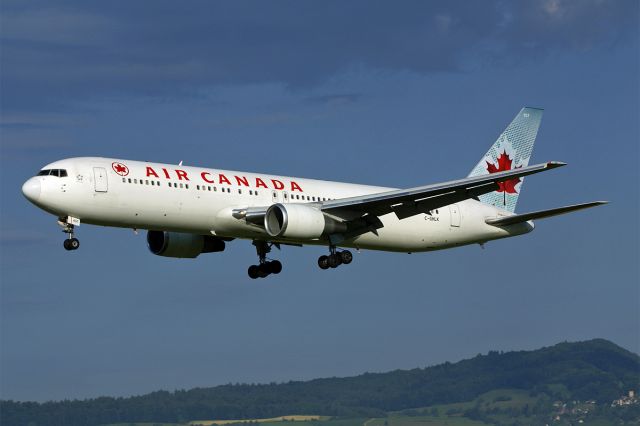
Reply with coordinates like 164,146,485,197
486,150,520,194
112,162,129,176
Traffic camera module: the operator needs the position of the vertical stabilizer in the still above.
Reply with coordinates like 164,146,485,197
468,107,543,212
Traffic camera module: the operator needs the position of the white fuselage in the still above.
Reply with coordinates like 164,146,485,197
22,157,533,253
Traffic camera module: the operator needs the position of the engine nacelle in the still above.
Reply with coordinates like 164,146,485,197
264,203,346,239
147,231,225,258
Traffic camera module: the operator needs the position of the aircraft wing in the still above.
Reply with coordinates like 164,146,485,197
484,201,608,226
321,161,566,222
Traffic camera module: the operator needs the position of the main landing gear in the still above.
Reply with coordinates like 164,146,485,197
318,246,353,270
248,241,282,279
58,219,80,251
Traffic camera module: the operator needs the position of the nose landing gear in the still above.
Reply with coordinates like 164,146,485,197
318,246,353,270
58,218,80,251
248,241,283,279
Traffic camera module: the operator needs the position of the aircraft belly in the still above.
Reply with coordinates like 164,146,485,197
350,213,453,252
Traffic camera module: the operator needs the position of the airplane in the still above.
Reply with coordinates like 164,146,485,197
22,107,606,279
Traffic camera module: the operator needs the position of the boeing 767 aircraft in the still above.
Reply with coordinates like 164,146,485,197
22,108,605,278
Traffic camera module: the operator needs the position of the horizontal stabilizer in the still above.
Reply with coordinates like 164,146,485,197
485,201,608,226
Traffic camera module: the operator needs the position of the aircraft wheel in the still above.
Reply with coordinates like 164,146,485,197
318,255,329,270
248,265,260,279
69,238,80,250
340,250,353,265
257,263,270,278
63,239,73,251
328,253,342,268
268,260,282,274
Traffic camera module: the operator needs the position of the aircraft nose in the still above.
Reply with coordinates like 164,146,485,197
22,177,41,203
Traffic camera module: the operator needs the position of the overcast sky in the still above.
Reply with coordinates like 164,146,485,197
1,0,638,402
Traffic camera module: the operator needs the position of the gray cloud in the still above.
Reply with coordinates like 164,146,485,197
1,0,637,113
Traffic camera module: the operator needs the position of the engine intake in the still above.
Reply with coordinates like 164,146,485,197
147,231,226,258
264,203,346,239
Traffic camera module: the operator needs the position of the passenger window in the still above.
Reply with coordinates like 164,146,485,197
128,178,132,183
151,181,155,186
145,180,149,185
122,178,126,183
186,184,189,189
238,189,242,194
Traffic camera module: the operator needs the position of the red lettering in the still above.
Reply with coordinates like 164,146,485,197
255,177,268,188
290,181,303,192
271,179,284,190
146,167,159,178
201,172,214,183
175,170,189,181
235,176,249,186
219,174,231,185
162,168,171,179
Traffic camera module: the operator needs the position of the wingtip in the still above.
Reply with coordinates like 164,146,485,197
546,161,567,168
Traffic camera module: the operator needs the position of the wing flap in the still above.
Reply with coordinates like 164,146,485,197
485,201,608,226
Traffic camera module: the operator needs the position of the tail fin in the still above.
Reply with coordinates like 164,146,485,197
468,107,543,212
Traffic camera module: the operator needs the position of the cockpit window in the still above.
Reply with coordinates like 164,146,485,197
37,169,68,177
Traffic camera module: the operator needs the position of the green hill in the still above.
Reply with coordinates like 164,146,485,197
2,339,638,426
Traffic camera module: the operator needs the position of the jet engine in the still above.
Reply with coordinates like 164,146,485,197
264,203,346,239
147,231,226,258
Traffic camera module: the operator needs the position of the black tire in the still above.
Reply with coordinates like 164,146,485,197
69,238,80,250
248,265,260,279
328,253,342,268
269,260,282,274
318,255,329,270
340,250,353,265
257,264,270,278
63,239,73,251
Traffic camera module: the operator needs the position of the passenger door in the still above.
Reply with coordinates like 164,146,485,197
93,167,108,192
449,204,461,227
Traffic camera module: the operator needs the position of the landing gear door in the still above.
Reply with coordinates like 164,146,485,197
93,167,108,192
449,204,461,227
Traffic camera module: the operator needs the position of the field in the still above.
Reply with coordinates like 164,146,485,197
190,416,331,426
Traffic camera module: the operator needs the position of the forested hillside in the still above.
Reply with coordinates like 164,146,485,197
2,339,638,426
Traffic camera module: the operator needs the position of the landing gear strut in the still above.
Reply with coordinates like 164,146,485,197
318,246,352,270
58,219,80,251
248,241,282,279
